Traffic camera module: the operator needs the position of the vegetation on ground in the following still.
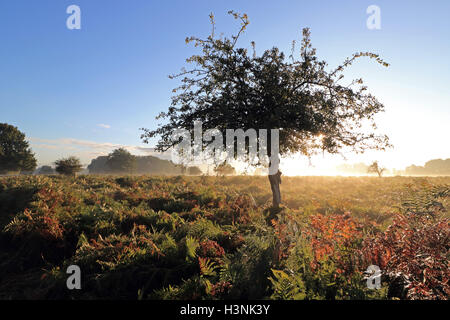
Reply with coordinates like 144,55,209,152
0,175,448,300
54,157,83,176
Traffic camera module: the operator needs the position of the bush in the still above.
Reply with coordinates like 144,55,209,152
55,157,83,176
363,212,449,299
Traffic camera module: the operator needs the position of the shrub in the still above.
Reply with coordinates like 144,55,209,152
363,212,449,299
55,157,83,176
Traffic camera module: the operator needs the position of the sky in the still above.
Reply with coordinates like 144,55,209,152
0,0,449,174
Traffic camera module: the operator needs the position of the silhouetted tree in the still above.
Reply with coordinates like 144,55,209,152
135,156,180,175
87,154,181,175
87,156,109,174
0,123,37,174
405,158,450,175
215,162,236,176
424,159,450,174
55,156,83,176
37,165,55,175
187,166,202,175
106,148,137,174
141,12,391,207
367,161,385,177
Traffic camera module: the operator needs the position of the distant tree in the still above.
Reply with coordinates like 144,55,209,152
367,161,385,177
404,159,450,176
141,12,391,208
37,165,55,175
135,156,180,175
106,148,137,174
87,154,180,175
404,164,425,176
214,162,236,176
0,123,37,174
424,159,450,174
87,156,109,174
55,156,83,176
187,166,202,175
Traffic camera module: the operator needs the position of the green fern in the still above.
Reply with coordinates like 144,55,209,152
268,269,306,300
185,236,199,260
199,257,219,277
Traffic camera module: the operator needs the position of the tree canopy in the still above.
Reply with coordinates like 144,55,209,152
37,165,55,175
215,162,236,176
87,154,181,175
0,123,37,174
187,166,203,175
106,148,137,174
405,159,450,175
55,157,83,176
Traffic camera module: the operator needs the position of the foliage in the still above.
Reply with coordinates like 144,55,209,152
187,166,203,175
142,11,391,157
37,165,55,175
214,162,236,176
363,184,449,299
405,158,450,175
0,175,448,300
106,148,137,174
54,157,83,176
0,123,37,174
367,161,386,177
269,269,306,300
88,154,181,175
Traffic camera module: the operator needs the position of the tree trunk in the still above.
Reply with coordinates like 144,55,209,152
268,170,282,208
267,146,282,208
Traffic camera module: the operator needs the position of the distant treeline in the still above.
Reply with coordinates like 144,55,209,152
404,159,450,175
336,158,450,176
87,155,182,175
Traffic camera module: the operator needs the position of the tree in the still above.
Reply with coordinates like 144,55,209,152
37,165,55,175
0,123,37,174
87,156,109,174
404,158,450,175
214,162,236,176
367,161,385,177
187,166,203,175
55,156,83,176
141,12,391,208
87,154,181,175
423,159,450,174
135,156,180,175
106,148,137,174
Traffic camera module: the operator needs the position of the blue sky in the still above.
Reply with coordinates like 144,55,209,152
1,0,449,173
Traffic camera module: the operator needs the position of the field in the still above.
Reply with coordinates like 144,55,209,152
0,175,448,300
